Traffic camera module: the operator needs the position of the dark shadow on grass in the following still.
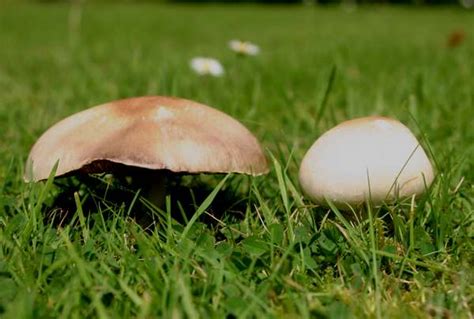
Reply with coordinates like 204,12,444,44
44,169,250,232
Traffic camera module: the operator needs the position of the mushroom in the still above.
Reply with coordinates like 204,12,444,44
299,116,434,209
25,96,268,205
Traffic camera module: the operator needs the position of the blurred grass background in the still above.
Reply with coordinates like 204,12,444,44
1,4,472,168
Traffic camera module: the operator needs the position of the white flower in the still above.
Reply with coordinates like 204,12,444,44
229,40,260,56
190,57,224,77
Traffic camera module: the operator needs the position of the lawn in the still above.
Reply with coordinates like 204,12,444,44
0,3,473,318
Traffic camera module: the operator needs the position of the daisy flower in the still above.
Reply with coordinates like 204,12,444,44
229,40,260,56
190,57,224,77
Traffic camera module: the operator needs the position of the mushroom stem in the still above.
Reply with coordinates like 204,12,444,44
139,170,167,208
147,175,166,208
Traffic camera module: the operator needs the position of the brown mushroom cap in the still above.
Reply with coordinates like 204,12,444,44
25,96,269,181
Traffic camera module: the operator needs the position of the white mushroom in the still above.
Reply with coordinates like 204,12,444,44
299,116,434,209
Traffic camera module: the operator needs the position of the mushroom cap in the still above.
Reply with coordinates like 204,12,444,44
299,116,434,209
25,96,269,182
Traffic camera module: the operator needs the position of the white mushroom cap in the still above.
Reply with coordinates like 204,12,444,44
299,116,434,209
25,96,269,181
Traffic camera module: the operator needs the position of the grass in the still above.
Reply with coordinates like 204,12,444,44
0,3,473,318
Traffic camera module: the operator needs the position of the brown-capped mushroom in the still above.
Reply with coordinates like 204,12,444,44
25,96,268,204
